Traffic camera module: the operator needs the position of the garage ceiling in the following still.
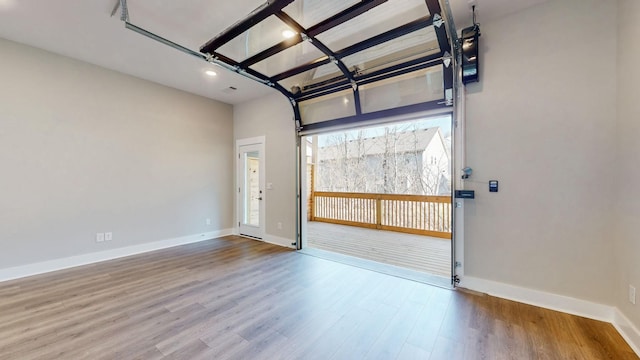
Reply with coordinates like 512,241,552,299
0,0,547,105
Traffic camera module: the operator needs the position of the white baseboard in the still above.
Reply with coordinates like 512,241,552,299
460,276,640,356
232,227,295,249
613,309,640,356
0,229,233,283
459,276,614,321
263,234,296,249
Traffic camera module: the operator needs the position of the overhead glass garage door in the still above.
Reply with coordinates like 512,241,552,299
194,0,455,132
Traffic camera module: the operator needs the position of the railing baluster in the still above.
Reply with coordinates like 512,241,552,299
310,192,451,239
404,201,408,228
411,201,415,229
331,196,334,220
436,200,439,232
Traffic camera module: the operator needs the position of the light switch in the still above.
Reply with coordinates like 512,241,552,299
489,180,499,192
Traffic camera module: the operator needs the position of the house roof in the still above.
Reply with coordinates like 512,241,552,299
318,127,441,160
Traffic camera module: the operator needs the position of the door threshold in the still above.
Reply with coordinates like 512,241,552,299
299,247,451,288
239,234,263,240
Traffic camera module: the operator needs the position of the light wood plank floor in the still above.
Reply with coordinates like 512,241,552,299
307,221,451,278
0,236,636,360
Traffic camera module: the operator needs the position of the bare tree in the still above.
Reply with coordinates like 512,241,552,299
316,124,451,196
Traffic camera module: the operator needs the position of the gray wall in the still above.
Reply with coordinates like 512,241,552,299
233,93,297,245
463,0,617,304
616,0,640,328
0,38,234,268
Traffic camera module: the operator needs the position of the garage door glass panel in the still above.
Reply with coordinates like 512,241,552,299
342,27,440,76
283,0,360,29
300,89,356,125
217,15,296,62
251,41,326,77
359,67,443,113
315,0,429,51
278,62,343,92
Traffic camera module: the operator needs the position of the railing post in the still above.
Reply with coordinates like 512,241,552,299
309,164,315,221
376,196,382,230
310,192,315,221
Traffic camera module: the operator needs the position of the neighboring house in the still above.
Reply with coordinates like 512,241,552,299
315,127,451,195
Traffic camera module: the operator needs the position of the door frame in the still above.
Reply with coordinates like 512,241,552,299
296,111,457,287
236,136,266,240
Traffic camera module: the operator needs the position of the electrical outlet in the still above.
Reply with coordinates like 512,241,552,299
277,222,282,230
105,232,112,241
206,218,211,225
630,285,636,305
96,233,105,243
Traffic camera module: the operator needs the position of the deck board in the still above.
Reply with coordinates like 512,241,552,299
306,221,452,278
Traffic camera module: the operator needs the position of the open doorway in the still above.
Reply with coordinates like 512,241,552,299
300,114,453,285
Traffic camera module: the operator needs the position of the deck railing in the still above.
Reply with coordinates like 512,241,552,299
310,191,452,239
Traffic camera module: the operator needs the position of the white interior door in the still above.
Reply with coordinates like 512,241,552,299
237,138,265,239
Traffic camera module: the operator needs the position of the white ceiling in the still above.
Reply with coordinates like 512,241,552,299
0,0,547,105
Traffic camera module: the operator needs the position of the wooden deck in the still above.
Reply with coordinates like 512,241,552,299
306,221,451,278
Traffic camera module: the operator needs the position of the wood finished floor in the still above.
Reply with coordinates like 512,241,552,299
0,235,636,360
307,221,451,278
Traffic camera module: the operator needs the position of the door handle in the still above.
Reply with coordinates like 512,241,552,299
258,197,263,200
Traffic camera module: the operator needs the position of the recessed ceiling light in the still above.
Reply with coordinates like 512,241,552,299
282,30,296,39
205,70,217,77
